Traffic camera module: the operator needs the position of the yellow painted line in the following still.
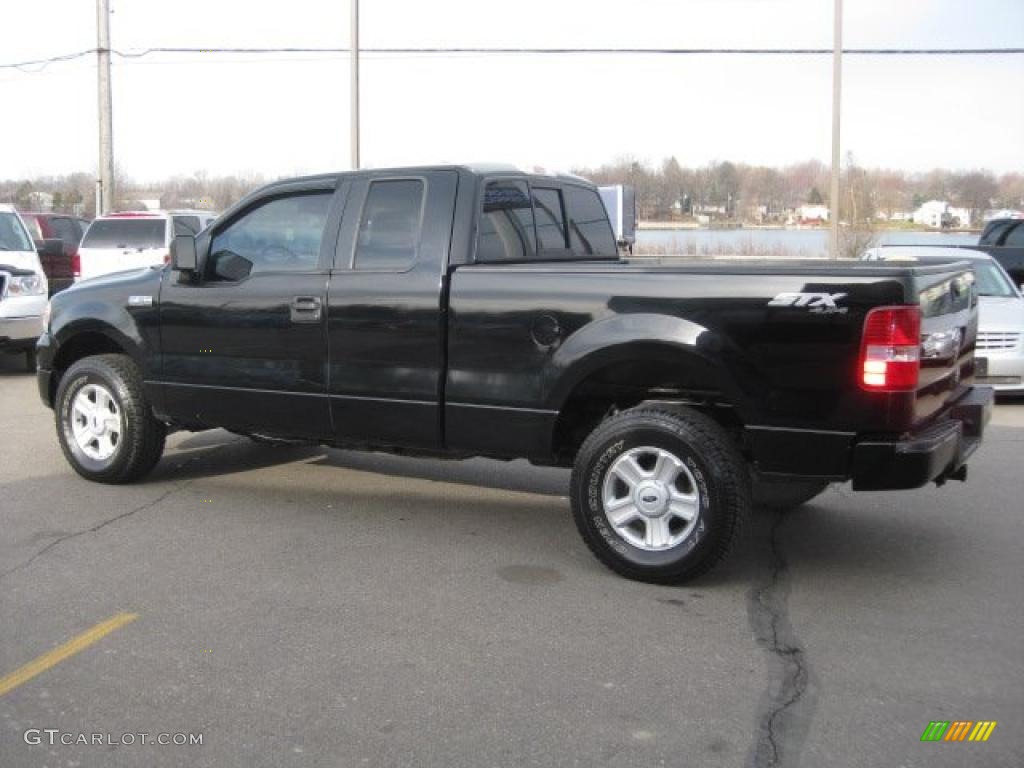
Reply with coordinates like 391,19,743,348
0,612,138,697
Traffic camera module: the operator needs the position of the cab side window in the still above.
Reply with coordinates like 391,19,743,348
353,180,425,271
208,192,331,281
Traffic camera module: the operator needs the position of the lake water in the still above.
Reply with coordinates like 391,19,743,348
636,228,978,257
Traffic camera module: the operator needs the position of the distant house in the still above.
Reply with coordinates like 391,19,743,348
27,191,54,211
797,204,829,222
948,207,971,229
913,200,953,229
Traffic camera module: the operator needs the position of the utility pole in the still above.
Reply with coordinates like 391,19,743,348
96,0,114,214
350,0,360,170
829,0,843,259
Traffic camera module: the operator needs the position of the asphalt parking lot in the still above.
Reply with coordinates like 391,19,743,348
1,356,1022,768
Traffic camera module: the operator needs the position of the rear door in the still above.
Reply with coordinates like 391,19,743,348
326,170,458,448
158,183,344,438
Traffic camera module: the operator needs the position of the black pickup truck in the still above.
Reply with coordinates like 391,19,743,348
37,165,993,583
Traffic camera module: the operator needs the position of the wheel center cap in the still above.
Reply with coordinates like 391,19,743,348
635,482,668,517
90,414,105,435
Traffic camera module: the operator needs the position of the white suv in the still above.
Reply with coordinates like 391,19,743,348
76,210,218,282
0,204,49,371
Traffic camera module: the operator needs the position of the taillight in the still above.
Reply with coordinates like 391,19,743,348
859,306,921,392
162,252,171,265
71,249,81,280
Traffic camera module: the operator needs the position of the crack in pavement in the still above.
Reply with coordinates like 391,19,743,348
746,510,817,768
0,483,189,584
0,455,205,584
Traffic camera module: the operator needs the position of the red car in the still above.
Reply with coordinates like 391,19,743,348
18,212,91,295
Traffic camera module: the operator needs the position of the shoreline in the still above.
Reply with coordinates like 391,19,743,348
638,221,982,235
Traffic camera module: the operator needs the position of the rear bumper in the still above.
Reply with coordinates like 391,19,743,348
850,386,994,490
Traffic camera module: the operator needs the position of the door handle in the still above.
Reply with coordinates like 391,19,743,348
290,296,322,323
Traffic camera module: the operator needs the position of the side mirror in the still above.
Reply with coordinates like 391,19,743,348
37,238,64,259
171,235,197,273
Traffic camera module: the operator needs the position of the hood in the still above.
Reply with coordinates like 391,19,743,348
0,250,43,274
978,295,1024,333
52,265,164,313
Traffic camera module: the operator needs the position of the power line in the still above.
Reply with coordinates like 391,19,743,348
3,45,1023,70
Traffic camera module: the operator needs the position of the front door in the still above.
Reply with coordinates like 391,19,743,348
158,184,344,439
326,170,459,448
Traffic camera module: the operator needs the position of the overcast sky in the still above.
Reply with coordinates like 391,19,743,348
1,0,1022,181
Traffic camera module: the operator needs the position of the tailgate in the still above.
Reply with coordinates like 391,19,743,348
914,265,978,424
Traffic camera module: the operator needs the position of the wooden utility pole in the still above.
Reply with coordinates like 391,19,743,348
96,0,114,214
350,0,360,170
829,0,843,258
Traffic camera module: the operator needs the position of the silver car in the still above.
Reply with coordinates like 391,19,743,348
863,246,1024,394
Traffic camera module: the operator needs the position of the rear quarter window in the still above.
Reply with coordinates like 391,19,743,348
81,219,166,249
565,185,618,257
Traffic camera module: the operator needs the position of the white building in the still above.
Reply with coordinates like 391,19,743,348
797,204,829,222
948,207,971,229
913,200,953,229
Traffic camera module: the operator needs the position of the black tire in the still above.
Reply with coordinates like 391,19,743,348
25,347,37,373
54,354,166,484
570,406,750,584
751,476,830,511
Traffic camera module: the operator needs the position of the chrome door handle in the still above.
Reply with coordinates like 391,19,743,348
290,296,322,323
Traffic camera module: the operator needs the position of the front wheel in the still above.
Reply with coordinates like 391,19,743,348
55,354,166,483
570,406,750,584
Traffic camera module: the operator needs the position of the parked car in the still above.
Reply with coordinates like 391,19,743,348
864,245,1024,394
0,204,49,370
19,212,90,295
77,210,218,282
38,165,992,584
976,217,1024,287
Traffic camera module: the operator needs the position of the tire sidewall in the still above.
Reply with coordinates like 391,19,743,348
56,361,133,479
576,421,725,570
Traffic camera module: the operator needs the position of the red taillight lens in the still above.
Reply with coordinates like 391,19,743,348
71,249,81,279
162,252,171,265
859,306,921,391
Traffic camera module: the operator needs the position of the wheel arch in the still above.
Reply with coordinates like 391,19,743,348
545,314,748,462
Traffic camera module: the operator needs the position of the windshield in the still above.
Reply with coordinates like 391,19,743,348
0,212,34,252
81,218,166,249
973,260,1018,298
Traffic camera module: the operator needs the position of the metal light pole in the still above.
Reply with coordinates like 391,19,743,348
829,0,843,259
96,0,114,214
350,0,360,170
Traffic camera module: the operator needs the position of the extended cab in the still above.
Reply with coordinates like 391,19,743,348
37,165,993,583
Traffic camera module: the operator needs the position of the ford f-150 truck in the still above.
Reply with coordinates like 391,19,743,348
37,165,993,583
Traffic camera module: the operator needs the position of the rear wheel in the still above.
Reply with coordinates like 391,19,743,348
751,475,830,511
55,354,166,483
570,406,750,584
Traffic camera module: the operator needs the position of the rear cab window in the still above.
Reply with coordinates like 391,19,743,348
475,178,618,263
81,219,165,249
